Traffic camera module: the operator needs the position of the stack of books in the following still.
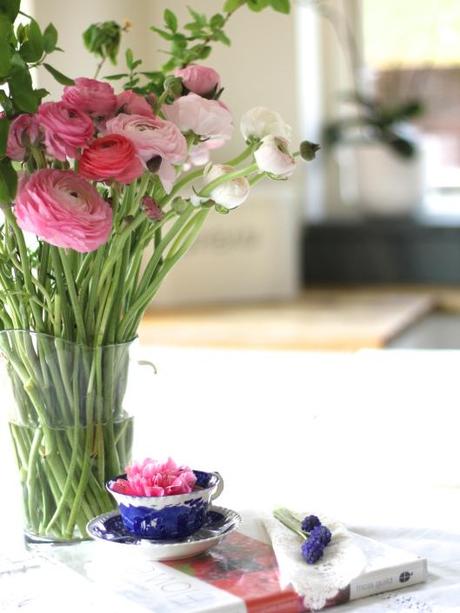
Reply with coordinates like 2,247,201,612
48,528,427,612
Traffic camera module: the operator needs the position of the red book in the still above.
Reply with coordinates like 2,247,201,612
164,532,306,612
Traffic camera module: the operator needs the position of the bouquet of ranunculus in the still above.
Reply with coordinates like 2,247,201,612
0,0,317,542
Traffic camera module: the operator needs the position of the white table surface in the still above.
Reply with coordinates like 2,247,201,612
1,346,460,611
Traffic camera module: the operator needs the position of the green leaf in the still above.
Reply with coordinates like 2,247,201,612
0,37,11,76
213,30,231,45
187,7,206,26
103,72,128,80
43,22,58,53
20,18,44,63
9,60,38,112
0,158,17,203
125,47,134,69
269,0,290,13
42,63,74,85
0,14,12,76
210,13,225,29
83,21,121,64
224,0,246,11
0,0,20,22
150,26,174,41
0,91,13,115
247,0,269,11
164,9,178,32
34,87,49,101
0,116,9,157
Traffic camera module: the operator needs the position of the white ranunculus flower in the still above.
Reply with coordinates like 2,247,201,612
240,107,292,142
205,164,250,210
254,135,296,177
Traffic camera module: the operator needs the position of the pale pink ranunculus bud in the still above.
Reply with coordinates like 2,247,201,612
175,64,221,97
37,102,94,161
105,113,187,165
254,135,296,177
62,77,117,118
186,138,227,169
14,169,112,253
205,163,250,209
163,93,233,142
241,106,292,142
116,90,155,118
7,114,41,161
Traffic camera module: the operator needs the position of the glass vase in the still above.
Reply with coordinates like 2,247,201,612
0,330,135,543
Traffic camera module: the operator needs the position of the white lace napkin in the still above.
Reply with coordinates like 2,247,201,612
263,512,366,612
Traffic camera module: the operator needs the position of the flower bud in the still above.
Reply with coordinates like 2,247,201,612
254,136,296,177
300,140,320,161
142,196,163,221
241,107,292,142
205,164,250,210
175,64,221,98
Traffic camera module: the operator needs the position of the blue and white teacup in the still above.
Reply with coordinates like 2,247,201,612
106,470,223,540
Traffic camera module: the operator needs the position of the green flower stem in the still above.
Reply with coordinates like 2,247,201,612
121,209,209,340
58,250,88,344
84,249,105,341
49,248,72,337
4,209,43,331
26,429,42,532
159,168,204,206
96,214,146,297
131,207,193,306
225,144,256,167
273,507,306,540
118,207,194,338
249,172,267,186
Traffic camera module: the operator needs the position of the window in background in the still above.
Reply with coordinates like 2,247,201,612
363,0,460,214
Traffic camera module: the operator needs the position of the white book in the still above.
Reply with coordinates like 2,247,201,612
347,532,427,602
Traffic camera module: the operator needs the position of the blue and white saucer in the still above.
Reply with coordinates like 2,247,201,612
87,506,241,561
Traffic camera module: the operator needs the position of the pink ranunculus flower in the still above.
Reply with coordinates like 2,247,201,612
116,90,155,118
254,135,296,177
105,113,187,164
38,102,94,161
175,64,221,97
62,77,117,118
163,93,233,142
14,169,113,253
105,113,187,193
78,134,144,185
6,114,41,161
112,457,197,497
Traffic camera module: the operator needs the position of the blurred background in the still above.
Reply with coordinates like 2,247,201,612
24,0,460,350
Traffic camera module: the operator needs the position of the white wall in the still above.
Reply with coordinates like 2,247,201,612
30,1,301,160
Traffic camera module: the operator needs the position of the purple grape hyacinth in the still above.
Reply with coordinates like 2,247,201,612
301,536,325,564
273,508,333,566
301,514,321,533
310,525,332,546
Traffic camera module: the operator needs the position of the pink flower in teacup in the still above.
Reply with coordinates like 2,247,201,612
112,457,197,497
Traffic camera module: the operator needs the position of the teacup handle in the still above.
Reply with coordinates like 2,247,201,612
211,472,224,501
